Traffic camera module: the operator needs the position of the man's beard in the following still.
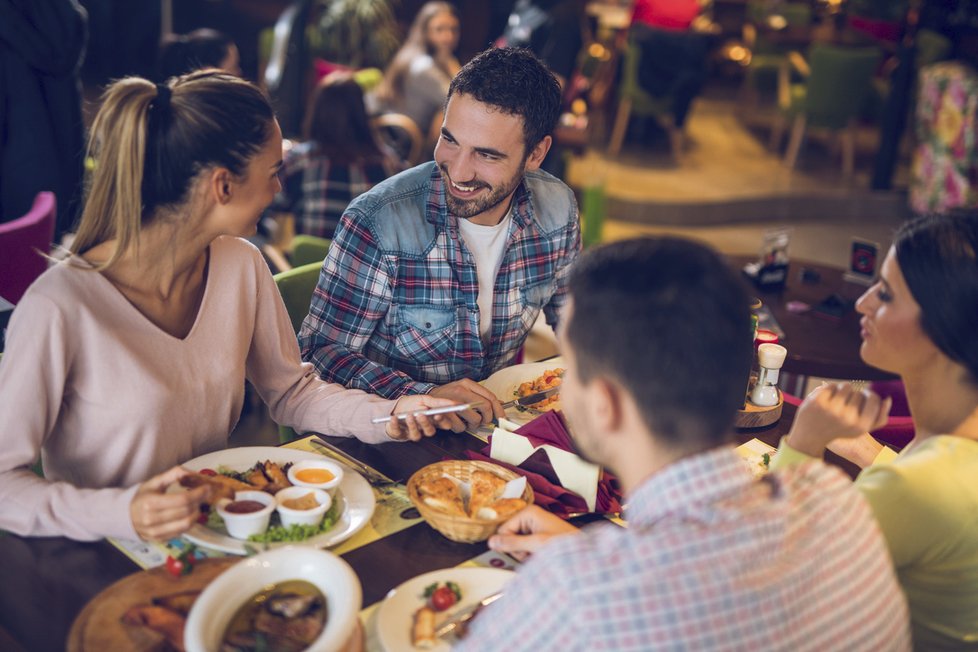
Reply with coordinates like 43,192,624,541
440,164,522,220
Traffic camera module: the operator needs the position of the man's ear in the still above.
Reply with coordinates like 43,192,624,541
523,135,553,172
209,168,233,205
590,376,624,435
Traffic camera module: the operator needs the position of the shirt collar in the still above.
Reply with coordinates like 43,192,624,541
427,164,534,231
624,446,755,526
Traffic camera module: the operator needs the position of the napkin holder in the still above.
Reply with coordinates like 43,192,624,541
489,425,601,512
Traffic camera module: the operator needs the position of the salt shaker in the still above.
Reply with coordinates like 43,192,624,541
750,343,787,407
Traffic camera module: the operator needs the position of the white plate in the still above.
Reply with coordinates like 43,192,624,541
180,446,375,555
481,358,566,426
376,567,517,652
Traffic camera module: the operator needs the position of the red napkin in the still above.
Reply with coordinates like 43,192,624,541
463,411,622,519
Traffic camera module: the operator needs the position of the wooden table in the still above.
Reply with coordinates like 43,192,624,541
730,256,898,388
0,408,810,652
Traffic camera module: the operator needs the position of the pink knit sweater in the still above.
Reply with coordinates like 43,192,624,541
0,236,395,541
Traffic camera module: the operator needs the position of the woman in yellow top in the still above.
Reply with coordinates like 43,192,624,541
773,212,978,650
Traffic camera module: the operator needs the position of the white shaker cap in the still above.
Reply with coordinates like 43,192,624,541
757,343,788,369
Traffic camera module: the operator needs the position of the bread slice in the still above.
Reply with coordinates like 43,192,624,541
468,470,507,518
412,606,437,648
475,497,527,521
419,476,466,516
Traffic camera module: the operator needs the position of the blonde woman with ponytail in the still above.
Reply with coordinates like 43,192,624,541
0,71,457,543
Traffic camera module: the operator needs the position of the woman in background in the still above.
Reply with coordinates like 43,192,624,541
0,71,455,544
774,212,978,648
370,1,460,148
157,28,241,80
267,72,400,239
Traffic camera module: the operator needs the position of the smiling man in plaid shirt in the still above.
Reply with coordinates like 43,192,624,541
456,238,910,651
299,48,581,431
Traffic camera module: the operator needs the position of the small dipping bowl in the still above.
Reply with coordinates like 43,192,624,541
275,486,332,529
215,490,275,540
287,459,344,495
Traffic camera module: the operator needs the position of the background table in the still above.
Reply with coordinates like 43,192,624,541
730,256,898,387
0,405,822,651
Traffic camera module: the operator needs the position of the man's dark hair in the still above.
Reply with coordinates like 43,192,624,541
566,237,754,450
447,47,561,153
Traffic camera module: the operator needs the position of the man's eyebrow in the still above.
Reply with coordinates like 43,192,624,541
440,127,508,159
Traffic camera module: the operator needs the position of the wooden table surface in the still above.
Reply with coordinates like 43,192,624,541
730,256,898,383
0,404,817,651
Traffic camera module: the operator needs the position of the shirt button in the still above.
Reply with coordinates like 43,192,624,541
425,322,432,328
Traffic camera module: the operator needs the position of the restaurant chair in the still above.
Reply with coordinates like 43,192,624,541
770,44,880,177
608,38,682,160
0,191,56,304
372,113,424,168
273,261,323,442
740,1,813,106
290,234,331,267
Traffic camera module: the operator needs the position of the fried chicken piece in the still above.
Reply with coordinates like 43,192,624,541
121,604,187,651
151,589,201,617
261,461,291,493
179,472,253,504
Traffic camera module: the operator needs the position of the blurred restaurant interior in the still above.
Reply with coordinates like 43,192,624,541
2,0,976,434
3,1,978,650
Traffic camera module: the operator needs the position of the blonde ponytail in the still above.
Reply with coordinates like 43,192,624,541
71,78,156,269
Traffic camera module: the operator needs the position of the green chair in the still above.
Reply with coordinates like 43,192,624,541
741,1,813,104
608,38,681,159
770,44,880,177
273,262,324,442
290,235,331,267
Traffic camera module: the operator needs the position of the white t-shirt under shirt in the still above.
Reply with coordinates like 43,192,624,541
457,208,513,342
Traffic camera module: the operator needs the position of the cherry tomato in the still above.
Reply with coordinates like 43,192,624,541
164,547,198,577
429,586,458,611
199,468,217,477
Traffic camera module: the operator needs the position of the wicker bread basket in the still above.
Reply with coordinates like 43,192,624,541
407,460,534,543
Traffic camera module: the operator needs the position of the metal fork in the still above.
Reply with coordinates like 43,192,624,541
309,436,398,486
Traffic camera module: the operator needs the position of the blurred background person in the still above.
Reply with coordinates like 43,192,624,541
496,0,584,89
0,0,87,242
369,1,461,152
156,27,241,81
266,72,401,240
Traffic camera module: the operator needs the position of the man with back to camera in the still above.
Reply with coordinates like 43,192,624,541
454,237,911,651
299,47,581,432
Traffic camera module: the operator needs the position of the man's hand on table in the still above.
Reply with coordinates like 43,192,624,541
786,382,891,461
488,505,580,561
387,395,461,440
428,379,505,430
131,466,210,542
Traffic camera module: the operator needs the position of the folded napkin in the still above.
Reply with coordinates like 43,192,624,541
464,411,622,519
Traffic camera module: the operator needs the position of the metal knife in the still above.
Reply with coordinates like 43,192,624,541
308,435,397,486
500,385,561,410
435,591,504,639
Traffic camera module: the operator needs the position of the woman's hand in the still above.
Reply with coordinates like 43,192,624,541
386,395,460,441
130,466,210,542
786,383,892,458
487,505,580,562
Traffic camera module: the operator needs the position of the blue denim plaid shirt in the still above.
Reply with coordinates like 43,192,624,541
299,161,581,398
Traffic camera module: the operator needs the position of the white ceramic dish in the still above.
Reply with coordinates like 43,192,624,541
216,490,276,540
180,446,375,554
276,486,332,528
481,358,566,426
184,546,361,652
375,567,516,652
288,458,344,494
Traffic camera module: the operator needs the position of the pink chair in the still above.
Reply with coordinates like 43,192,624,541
0,191,56,304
